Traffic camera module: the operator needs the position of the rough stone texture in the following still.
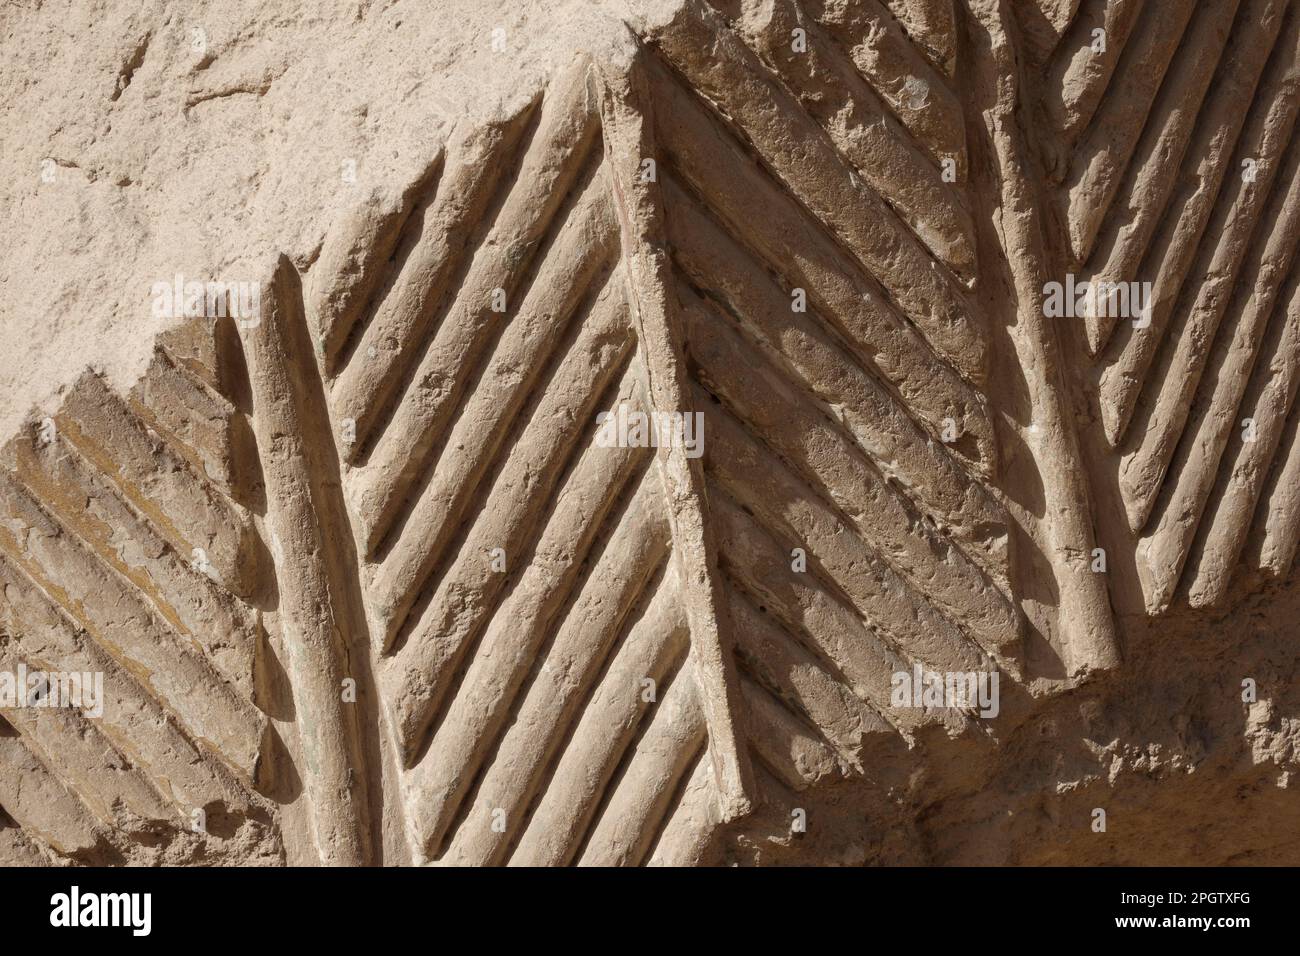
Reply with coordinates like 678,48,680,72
0,0,1298,866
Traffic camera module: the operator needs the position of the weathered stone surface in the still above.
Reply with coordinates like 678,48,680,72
0,0,1298,866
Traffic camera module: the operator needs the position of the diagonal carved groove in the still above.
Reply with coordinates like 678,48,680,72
402,389,652,862
326,122,515,447
664,172,995,478
1042,0,1146,159
651,73,996,470
703,398,994,690
0,552,252,815
682,282,1008,575
1186,270,1300,606
645,3,986,375
882,0,958,77
308,146,447,373
511,580,689,867
727,582,889,765
0,637,175,829
1080,0,1289,356
366,182,621,644
737,0,977,279
1119,120,1300,539
1098,11,1300,449
711,482,982,729
685,306,1019,653
53,371,261,601
1059,0,1197,265
352,68,603,555
431,467,671,865
803,0,966,173
382,286,634,771
0,728,109,859
8,429,257,697
0,470,267,782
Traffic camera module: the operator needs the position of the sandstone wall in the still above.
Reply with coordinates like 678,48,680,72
1,0,1297,866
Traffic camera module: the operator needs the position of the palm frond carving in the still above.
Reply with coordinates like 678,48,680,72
2,0,1297,865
